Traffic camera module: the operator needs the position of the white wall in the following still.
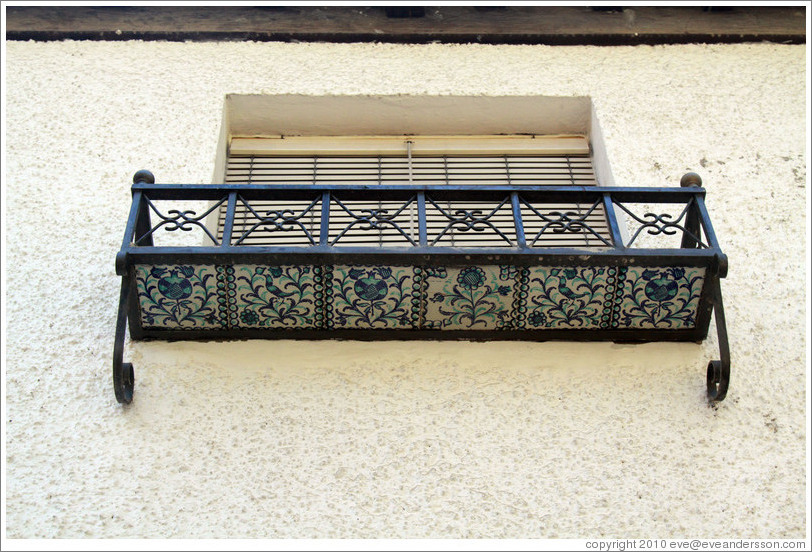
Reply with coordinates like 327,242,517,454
3,40,807,539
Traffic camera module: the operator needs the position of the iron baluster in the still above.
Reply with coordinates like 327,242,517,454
694,195,722,252
131,170,155,246
134,197,154,247
220,192,238,247
511,192,526,248
124,190,145,250
603,192,626,249
680,172,703,249
417,191,428,247
320,191,331,246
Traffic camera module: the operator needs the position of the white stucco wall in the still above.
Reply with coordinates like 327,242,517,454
3,40,808,539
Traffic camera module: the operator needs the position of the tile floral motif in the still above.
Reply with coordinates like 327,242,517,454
616,266,705,329
331,265,416,329
425,265,514,330
136,265,224,329
231,265,317,329
524,267,611,329
133,262,707,333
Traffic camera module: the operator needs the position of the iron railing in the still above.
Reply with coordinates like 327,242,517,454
113,170,729,404
118,176,723,267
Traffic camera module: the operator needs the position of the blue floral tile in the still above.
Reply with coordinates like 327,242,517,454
231,265,319,329
330,265,417,329
135,265,225,329
616,266,706,329
524,267,611,329
425,265,514,330
133,262,708,334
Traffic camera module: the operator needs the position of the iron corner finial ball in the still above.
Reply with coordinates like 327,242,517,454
680,172,703,188
133,170,155,184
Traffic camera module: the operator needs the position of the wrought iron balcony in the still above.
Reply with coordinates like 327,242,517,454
114,170,729,404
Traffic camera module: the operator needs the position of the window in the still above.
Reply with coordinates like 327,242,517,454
207,95,623,248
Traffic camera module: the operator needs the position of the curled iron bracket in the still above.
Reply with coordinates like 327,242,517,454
716,253,729,279
113,276,134,404
115,251,128,276
706,275,730,402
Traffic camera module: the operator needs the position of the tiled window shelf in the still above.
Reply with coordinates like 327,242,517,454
113,172,730,405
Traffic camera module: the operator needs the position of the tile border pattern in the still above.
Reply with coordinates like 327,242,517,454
135,264,706,331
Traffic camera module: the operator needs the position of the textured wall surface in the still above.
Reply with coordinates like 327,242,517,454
3,40,807,539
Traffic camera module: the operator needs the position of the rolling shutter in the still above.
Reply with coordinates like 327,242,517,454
216,136,613,248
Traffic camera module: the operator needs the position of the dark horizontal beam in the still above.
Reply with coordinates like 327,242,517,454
6,6,805,45
132,183,706,203
8,30,806,46
123,245,723,270
133,327,709,343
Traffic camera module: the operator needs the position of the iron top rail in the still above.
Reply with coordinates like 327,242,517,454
130,182,707,202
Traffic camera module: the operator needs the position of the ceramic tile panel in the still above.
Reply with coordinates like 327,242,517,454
329,265,418,329
523,266,613,329
230,265,320,329
424,265,515,330
134,262,707,333
615,266,706,329
135,265,226,329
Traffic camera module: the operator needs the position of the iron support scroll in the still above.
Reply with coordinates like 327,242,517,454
113,276,134,404
706,274,730,402
112,167,148,403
